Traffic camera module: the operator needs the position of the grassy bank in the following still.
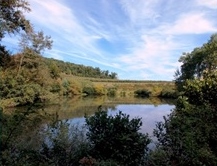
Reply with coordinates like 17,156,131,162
63,74,176,97
0,72,176,108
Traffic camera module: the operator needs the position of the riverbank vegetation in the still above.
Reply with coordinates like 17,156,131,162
147,33,217,165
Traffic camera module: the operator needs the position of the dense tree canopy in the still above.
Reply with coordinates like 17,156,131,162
0,0,32,40
175,34,217,90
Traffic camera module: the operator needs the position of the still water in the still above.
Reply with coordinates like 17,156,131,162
5,96,175,137
44,96,175,137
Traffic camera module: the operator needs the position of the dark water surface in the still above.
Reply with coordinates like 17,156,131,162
5,96,175,137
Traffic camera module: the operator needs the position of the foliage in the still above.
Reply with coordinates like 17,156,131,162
83,86,96,96
184,71,217,108
44,58,118,79
175,34,217,90
150,97,217,166
134,89,151,97
93,84,106,95
50,81,62,93
148,34,217,165
0,45,12,68
0,0,32,40
19,30,53,54
0,106,91,166
49,61,60,79
0,53,51,105
85,110,151,166
94,159,119,166
39,120,90,166
0,106,47,165
13,83,46,105
106,87,117,97
158,88,178,99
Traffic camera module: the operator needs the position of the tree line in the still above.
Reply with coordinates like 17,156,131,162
44,57,118,79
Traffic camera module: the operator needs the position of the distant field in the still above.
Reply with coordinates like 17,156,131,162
63,74,173,83
88,78,171,83
62,74,175,97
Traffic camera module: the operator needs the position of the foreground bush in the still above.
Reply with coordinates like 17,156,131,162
147,72,217,166
85,110,151,166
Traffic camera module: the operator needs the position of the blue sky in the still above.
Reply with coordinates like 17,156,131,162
2,0,217,80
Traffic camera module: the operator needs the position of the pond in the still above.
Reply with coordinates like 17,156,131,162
42,96,175,137
3,96,175,151
5,96,175,137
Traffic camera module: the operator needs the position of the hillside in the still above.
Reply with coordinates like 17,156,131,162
43,57,118,79
0,47,176,107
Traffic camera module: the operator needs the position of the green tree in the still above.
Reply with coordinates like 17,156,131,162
85,110,151,166
110,72,118,79
151,97,217,165
148,34,217,166
49,61,60,79
175,34,217,90
0,0,32,40
19,30,53,54
184,71,217,108
17,31,53,76
0,45,11,68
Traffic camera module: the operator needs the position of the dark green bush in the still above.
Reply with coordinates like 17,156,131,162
158,89,178,99
85,110,151,166
134,89,151,97
83,86,96,96
107,87,116,96
40,120,90,166
50,82,61,93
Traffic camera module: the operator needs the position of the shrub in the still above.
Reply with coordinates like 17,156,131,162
83,86,96,96
50,81,61,93
40,120,90,166
134,89,151,97
106,87,116,96
158,89,178,99
14,84,45,105
94,85,106,95
85,110,151,166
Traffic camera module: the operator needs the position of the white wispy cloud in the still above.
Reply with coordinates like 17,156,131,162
120,0,160,23
113,0,217,79
27,0,107,60
3,0,217,80
196,0,217,9
166,12,217,34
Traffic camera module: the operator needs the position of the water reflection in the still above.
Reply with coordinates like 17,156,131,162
69,103,175,137
44,96,175,120
5,96,175,137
